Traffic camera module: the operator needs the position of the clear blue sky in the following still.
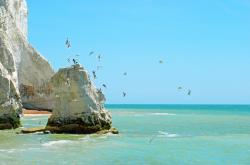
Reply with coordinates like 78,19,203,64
27,0,250,104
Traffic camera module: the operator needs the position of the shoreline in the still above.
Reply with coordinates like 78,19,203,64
22,109,52,117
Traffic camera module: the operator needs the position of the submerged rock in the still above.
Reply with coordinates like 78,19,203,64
46,64,113,134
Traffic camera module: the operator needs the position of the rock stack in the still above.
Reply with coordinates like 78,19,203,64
46,64,113,134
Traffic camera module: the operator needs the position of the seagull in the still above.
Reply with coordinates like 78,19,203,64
65,38,71,48
159,60,164,64
92,71,97,79
188,89,191,96
102,84,107,89
122,92,127,97
65,38,69,45
89,51,94,56
97,54,101,62
97,88,102,93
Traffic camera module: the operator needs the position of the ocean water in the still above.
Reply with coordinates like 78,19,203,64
0,105,250,165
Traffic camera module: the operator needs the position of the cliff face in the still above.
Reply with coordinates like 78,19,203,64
18,41,55,111
0,0,54,129
46,65,112,133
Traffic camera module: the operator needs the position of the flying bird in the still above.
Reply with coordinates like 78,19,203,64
89,51,94,56
123,72,127,76
65,38,71,48
122,92,127,97
97,88,102,93
97,54,102,62
188,89,191,96
178,87,182,90
159,60,164,64
102,84,107,89
92,71,97,79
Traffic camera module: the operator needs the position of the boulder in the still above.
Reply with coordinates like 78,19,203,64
46,64,113,134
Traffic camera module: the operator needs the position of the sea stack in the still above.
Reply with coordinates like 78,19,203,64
46,64,113,134
0,0,54,129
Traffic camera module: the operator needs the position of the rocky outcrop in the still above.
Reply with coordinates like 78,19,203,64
0,75,22,129
46,64,113,134
0,0,54,129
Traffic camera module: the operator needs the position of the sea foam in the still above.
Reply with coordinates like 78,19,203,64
150,113,176,116
42,140,73,147
158,131,179,138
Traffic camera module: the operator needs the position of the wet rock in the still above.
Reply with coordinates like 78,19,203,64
21,127,46,134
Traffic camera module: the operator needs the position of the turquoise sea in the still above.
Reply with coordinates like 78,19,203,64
0,105,250,165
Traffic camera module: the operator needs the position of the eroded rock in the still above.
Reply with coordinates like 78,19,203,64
0,0,54,129
46,64,113,134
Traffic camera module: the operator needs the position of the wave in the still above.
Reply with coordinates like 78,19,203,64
27,118,44,121
113,111,176,117
150,113,176,116
134,112,176,116
0,149,22,153
149,131,179,143
157,131,179,138
42,140,73,147
79,135,91,141
0,148,37,153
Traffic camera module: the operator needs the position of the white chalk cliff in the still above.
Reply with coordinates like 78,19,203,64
46,64,112,133
0,0,54,129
